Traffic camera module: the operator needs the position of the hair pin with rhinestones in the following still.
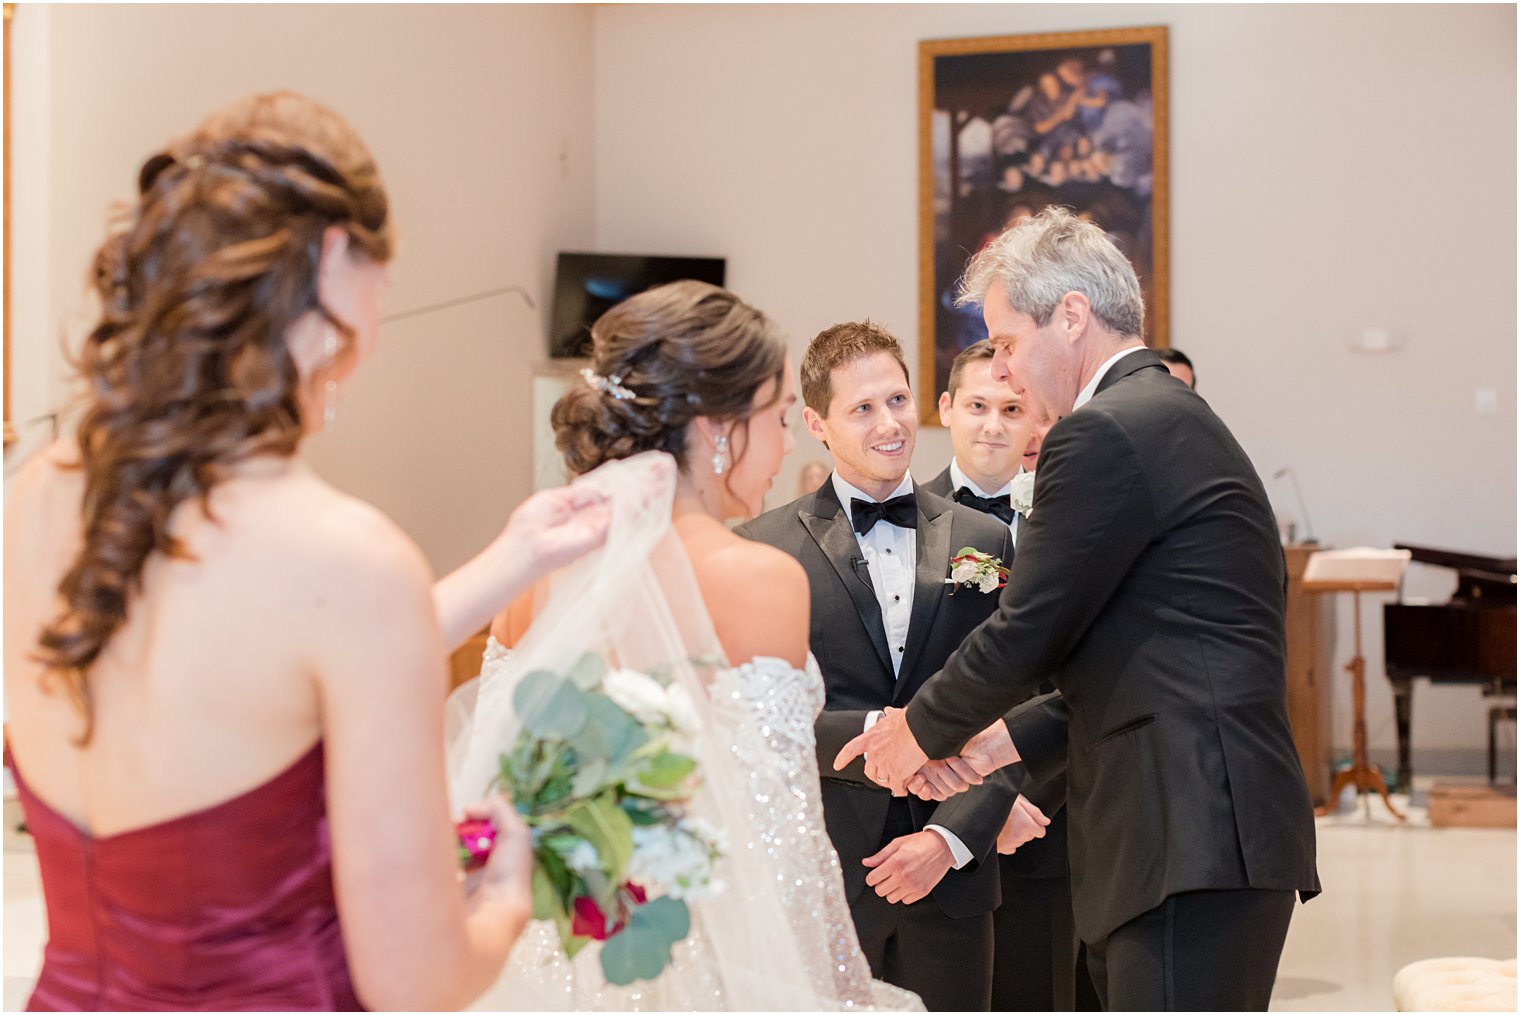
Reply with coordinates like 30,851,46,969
580,367,636,401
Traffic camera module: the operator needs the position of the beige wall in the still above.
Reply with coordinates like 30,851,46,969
6,2,596,575
6,4,1516,761
592,3,1518,757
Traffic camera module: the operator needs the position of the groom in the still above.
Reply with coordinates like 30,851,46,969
737,321,1016,1011
838,208,1320,1011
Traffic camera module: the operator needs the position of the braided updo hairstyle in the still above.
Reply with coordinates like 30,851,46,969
36,91,393,742
552,280,787,479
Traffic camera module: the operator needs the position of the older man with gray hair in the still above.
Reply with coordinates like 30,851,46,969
836,207,1319,1011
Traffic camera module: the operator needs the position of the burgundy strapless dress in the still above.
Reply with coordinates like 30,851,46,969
8,743,363,1011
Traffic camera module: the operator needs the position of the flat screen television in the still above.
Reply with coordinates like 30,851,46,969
548,252,726,358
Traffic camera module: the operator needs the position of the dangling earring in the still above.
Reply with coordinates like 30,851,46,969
322,326,340,429
711,434,729,476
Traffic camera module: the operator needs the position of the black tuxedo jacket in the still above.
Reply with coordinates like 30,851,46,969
923,467,1069,881
908,350,1321,942
736,482,1018,919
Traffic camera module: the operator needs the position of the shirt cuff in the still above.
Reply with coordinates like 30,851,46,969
924,824,973,870
864,710,883,732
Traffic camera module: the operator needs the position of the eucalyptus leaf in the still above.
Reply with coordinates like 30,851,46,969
634,896,692,943
599,923,672,986
582,695,648,771
515,672,590,740
566,653,607,691
598,897,691,985
571,759,610,799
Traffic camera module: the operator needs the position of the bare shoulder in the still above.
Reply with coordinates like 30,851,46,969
7,439,82,513
254,474,443,686
293,483,433,599
687,527,810,669
216,468,435,624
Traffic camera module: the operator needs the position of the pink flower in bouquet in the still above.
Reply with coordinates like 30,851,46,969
456,818,497,872
570,883,648,941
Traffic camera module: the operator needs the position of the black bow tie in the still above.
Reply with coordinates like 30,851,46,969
850,494,918,536
955,487,1016,525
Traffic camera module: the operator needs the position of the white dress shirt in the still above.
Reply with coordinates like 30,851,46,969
949,458,1023,547
1072,344,1148,411
831,471,916,676
834,471,972,871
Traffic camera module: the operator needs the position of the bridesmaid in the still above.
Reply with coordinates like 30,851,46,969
4,91,609,1011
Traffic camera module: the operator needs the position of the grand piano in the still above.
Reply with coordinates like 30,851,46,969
1384,544,1517,793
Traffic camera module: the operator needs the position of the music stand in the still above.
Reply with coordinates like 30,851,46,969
1302,548,1413,821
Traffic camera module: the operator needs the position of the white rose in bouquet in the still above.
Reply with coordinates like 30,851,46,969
602,668,673,727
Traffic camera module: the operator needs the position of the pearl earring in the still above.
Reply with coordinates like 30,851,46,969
322,327,340,429
711,434,729,476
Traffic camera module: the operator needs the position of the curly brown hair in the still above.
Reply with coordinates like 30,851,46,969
36,92,393,742
551,280,787,479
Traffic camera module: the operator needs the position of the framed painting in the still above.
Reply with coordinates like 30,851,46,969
918,26,1169,422
4,3,13,450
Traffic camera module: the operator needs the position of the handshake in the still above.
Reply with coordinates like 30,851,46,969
833,705,1018,797
833,707,1050,855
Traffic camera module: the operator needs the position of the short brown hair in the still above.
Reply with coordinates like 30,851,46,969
945,340,997,401
800,320,910,415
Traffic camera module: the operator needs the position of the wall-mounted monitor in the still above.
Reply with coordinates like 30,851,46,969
548,252,726,359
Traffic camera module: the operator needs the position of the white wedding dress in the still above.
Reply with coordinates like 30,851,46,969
447,454,922,1011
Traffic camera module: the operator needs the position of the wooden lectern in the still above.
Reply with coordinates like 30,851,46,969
1302,548,1413,821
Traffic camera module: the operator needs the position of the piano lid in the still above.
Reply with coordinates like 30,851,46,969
1394,543,1517,606
1394,544,1517,583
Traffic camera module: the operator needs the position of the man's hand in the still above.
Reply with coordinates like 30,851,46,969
960,719,1020,776
905,757,984,801
997,795,1051,855
833,706,928,794
904,720,1021,801
862,831,955,905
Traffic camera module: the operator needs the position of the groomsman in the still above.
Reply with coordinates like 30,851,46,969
737,322,1015,1011
924,341,1098,1011
924,339,1040,542
838,208,1319,1011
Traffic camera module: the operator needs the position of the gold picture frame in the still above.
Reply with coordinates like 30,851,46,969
4,3,14,450
918,26,1170,423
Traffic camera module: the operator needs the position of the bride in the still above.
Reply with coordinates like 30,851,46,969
448,280,923,1010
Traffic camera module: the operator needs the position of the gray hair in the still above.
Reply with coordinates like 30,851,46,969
955,206,1145,339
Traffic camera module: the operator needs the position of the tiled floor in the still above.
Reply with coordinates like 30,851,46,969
1273,784,1516,1010
3,785,1515,1011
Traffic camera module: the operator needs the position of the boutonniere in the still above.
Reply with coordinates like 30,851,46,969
945,547,1009,595
1009,470,1036,518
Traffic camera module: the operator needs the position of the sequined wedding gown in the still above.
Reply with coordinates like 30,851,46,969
447,452,921,1011
469,641,922,1011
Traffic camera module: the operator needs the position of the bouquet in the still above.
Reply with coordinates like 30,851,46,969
459,653,723,985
